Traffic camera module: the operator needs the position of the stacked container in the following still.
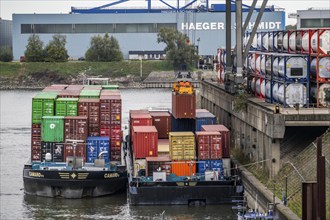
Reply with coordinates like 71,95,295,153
195,110,216,131
78,98,100,136
202,124,231,158
132,126,158,158
86,137,110,163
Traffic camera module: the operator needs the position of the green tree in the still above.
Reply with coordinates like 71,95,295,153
157,27,198,69
85,34,123,62
44,35,69,62
24,34,44,62
0,47,13,62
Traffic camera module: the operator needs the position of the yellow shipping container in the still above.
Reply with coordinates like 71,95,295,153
169,132,195,160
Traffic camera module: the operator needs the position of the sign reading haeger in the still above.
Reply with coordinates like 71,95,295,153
181,21,282,30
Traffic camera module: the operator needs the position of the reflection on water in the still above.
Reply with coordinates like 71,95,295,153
1,89,237,220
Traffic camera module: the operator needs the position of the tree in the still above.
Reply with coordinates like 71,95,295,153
0,47,13,62
85,34,123,62
44,35,69,62
24,34,44,62
157,27,198,70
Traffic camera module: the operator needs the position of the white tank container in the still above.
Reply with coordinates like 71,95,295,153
266,56,272,75
310,57,330,78
289,31,296,51
252,34,258,49
257,33,262,50
269,33,274,51
272,83,279,102
251,77,256,93
260,80,266,97
260,55,266,75
311,30,330,54
250,54,256,71
243,33,248,49
277,83,307,107
255,55,261,73
301,32,310,52
222,52,227,65
272,57,279,77
255,78,262,95
274,33,278,50
262,33,269,51
278,57,308,79
283,32,289,51
220,68,225,82
265,81,272,99
311,84,330,107
277,32,283,50
296,31,302,51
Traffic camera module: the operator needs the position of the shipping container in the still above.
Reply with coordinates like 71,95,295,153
134,158,146,177
42,85,67,92
83,85,102,90
129,109,149,116
31,149,41,162
58,90,81,98
32,92,58,124
41,116,64,142
222,158,231,177
64,116,88,141
195,131,222,160
158,139,169,157
201,125,230,158
102,85,119,90
195,111,217,131
41,142,65,162
55,98,79,116
150,111,171,139
146,156,172,176
130,113,152,136
78,98,100,136
86,137,110,163
31,123,41,150
66,85,84,91
171,161,196,177
197,160,223,177
132,126,158,158
196,109,209,113
64,143,86,162
100,95,121,126
79,90,100,98
172,92,196,119
171,116,195,132
169,132,195,161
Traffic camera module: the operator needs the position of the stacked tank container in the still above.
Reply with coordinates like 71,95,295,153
30,84,123,163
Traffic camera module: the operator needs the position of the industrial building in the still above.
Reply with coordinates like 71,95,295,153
296,8,330,29
12,1,285,61
0,18,12,49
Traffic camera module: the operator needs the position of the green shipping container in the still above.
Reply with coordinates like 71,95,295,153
56,98,78,116
41,116,64,142
79,90,100,98
32,92,58,124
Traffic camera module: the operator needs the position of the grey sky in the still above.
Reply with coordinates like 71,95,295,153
1,0,329,25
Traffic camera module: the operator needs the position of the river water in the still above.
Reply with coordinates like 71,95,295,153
0,89,237,220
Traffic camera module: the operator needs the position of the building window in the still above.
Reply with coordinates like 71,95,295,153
301,19,321,28
21,24,33,33
75,24,97,33
324,19,330,27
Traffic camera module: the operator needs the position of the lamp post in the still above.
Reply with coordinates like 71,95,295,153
197,38,200,68
139,56,143,78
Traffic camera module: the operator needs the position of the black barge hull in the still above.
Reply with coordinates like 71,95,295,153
23,166,127,198
129,181,243,205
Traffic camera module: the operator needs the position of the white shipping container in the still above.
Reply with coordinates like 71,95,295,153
277,83,307,107
311,30,330,54
278,57,308,79
310,57,330,78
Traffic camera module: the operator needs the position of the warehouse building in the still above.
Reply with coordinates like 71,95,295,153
296,8,330,29
0,18,12,49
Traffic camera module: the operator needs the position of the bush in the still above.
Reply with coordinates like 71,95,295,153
44,35,69,62
24,34,45,62
0,47,13,62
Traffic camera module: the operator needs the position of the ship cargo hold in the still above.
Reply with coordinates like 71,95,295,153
23,81,127,198
126,72,244,206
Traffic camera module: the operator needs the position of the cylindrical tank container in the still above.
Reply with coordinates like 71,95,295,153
278,57,308,79
289,31,296,52
250,77,256,93
277,31,283,51
260,55,266,75
296,31,302,51
265,81,272,100
260,80,266,97
221,51,227,66
274,32,278,51
257,33,262,50
266,56,272,75
243,32,248,49
268,32,274,51
310,84,330,107
255,54,261,73
255,78,262,95
272,83,279,102
277,83,307,107
311,29,330,54
272,57,279,77
301,31,310,53
250,54,257,72
283,32,289,51
220,69,225,82
251,34,258,49
262,33,269,51
310,57,330,79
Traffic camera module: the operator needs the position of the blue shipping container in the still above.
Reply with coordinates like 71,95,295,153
195,112,216,131
171,116,195,132
197,160,223,176
86,137,110,163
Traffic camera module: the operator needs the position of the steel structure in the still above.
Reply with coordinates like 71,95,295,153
71,0,276,14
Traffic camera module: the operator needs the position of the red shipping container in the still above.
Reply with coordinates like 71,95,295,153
130,113,152,136
66,85,84,91
201,124,230,158
132,126,158,159
150,111,172,139
58,90,81,98
31,124,41,151
78,98,100,136
64,116,88,141
100,90,120,96
100,126,111,137
64,143,86,161
31,149,41,161
129,109,149,118
195,131,222,160
172,92,196,119
171,161,196,177
111,151,121,161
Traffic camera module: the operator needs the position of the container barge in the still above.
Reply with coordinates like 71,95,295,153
125,72,244,205
23,80,127,198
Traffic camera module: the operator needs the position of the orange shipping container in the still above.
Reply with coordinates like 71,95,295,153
171,161,196,177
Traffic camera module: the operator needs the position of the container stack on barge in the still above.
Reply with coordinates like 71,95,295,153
24,82,127,198
126,72,244,205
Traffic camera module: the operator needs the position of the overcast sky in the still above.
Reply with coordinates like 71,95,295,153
1,0,329,25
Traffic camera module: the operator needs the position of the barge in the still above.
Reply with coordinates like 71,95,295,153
125,72,244,205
